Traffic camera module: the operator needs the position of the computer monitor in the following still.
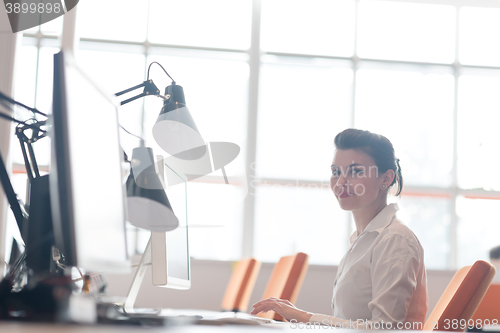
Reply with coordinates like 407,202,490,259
123,159,190,313
50,50,130,273
50,50,190,311
151,160,190,290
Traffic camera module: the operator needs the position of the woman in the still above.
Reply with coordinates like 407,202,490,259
251,129,428,329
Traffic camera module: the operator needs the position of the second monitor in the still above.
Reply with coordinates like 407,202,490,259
123,158,190,313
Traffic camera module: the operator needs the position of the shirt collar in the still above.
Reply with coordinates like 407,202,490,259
349,203,399,244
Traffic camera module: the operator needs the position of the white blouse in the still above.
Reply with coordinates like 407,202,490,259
310,203,428,329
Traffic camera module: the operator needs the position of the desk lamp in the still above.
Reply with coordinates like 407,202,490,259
125,142,178,232
0,91,59,281
115,62,203,232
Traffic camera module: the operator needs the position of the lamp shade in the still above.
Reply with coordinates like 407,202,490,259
152,84,205,160
126,146,179,232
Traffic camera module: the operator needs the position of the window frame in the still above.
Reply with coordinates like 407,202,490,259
16,0,500,269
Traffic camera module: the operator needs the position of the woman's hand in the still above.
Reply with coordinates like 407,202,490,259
250,297,313,323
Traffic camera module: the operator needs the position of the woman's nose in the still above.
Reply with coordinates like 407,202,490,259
336,173,347,186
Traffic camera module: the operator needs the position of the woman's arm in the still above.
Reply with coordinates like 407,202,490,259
251,301,393,330
368,232,426,325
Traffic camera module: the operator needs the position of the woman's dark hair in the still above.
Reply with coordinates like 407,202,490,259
490,245,500,260
334,128,403,196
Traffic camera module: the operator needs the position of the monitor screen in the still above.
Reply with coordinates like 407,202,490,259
50,50,130,273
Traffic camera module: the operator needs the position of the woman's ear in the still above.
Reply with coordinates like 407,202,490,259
382,169,395,188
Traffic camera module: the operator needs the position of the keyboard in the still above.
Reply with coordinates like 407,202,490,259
195,311,278,325
98,302,279,326
143,308,279,325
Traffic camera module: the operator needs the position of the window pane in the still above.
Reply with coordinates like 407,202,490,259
357,1,455,63
36,42,59,114
77,44,146,155
186,182,244,260
144,50,249,172
355,65,454,188
12,39,46,167
148,0,252,50
254,184,348,265
396,195,451,270
256,56,352,180
459,7,500,67
261,0,355,57
457,197,500,268
13,41,38,119
77,0,149,42
457,72,500,190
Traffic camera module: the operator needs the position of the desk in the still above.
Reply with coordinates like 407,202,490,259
0,322,294,333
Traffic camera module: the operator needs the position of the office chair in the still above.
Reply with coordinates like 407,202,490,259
471,283,500,323
220,258,261,312
424,260,496,332
257,252,309,321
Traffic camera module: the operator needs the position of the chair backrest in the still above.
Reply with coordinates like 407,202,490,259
220,258,261,312
257,252,309,321
471,283,500,323
424,260,496,332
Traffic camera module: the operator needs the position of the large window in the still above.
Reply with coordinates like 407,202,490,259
9,0,500,269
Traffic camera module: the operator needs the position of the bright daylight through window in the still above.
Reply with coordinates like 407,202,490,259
8,0,500,270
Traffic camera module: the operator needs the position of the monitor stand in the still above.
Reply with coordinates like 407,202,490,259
122,233,159,315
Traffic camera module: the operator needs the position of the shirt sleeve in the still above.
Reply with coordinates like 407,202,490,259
308,233,423,329
367,232,421,323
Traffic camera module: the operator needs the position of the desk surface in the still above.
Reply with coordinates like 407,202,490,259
0,321,431,332
0,322,292,332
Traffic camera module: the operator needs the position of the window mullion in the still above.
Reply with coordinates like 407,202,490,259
242,0,262,258
450,5,461,270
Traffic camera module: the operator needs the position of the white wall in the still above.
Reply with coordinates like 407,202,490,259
104,259,455,320
0,8,22,277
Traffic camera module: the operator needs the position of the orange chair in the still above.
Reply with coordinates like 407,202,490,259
257,252,309,321
220,258,261,312
471,284,500,323
424,260,496,332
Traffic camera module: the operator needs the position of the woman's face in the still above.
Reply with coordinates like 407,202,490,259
330,149,389,212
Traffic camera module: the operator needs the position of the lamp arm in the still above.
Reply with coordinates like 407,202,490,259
0,90,47,117
0,112,47,133
0,94,48,243
115,80,161,106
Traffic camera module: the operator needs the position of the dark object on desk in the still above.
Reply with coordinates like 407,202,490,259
0,275,72,322
25,175,59,278
8,240,22,266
